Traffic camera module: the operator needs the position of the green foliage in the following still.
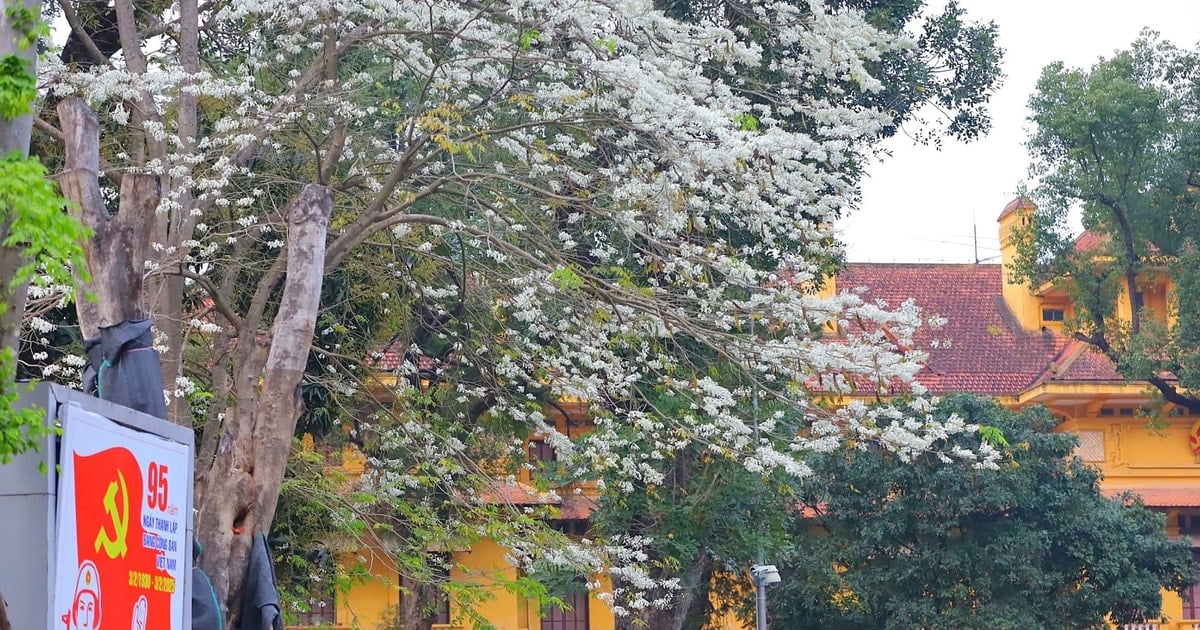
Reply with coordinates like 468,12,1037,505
518,29,541,51
0,2,44,118
0,152,90,288
0,11,83,465
734,112,760,132
596,38,617,55
549,266,583,291
977,424,1008,448
1016,32,1200,408
773,394,1197,629
270,445,354,622
0,347,46,464
589,369,808,626
0,55,36,119
4,4,48,51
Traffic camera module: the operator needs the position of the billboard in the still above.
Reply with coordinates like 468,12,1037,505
52,404,190,630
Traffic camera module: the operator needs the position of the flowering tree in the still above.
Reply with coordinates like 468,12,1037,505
35,0,1001,623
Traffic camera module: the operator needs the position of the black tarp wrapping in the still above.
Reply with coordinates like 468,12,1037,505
238,533,283,630
81,318,168,420
192,541,224,630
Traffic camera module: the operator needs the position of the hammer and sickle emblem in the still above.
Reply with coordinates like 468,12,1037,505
94,470,130,559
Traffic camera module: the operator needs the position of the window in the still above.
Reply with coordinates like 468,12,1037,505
1097,407,1140,417
1185,549,1200,619
293,592,336,626
433,595,451,625
1178,513,1200,535
550,519,589,537
1042,308,1065,322
398,585,450,626
541,590,589,630
529,440,558,465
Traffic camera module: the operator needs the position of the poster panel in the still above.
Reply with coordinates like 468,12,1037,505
53,404,190,630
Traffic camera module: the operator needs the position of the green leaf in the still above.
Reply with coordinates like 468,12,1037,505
548,266,583,291
519,29,541,51
977,425,1009,448
734,112,759,131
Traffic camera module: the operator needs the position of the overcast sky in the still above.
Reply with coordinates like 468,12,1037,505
838,1,1200,264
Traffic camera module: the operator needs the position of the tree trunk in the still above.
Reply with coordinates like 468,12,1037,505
0,590,10,630
58,98,159,335
195,184,332,626
0,239,28,352
0,0,41,353
153,0,199,425
0,0,37,154
1,4,41,629
1101,198,1145,336
614,551,713,630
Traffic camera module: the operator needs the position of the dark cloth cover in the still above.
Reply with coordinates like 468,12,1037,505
192,541,223,630
237,533,283,630
81,318,168,420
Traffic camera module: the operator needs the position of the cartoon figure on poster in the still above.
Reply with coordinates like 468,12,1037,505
53,408,189,630
64,561,101,630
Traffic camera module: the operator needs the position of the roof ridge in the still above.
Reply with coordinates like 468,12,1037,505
1033,338,1087,387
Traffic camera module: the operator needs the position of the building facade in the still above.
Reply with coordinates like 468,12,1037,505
829,198,1200,629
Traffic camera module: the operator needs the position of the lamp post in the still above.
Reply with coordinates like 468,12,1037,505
750,564,781,630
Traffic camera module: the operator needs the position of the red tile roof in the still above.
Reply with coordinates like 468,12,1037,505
836,263,1122,396
558,494,598,520
1073,231,1108,253
1072,230,1162,256
478,482,558,506
1103,486,1200,508
477,484,598,519
370,338,437,372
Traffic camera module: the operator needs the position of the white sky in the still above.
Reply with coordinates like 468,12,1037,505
839,0,1200,263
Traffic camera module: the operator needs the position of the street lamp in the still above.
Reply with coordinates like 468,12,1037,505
750,564,781,630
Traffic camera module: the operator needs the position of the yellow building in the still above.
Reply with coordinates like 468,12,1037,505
300,197,1200,630
828,197,1200,629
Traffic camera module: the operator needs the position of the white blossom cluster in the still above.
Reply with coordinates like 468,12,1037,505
37,0,999,615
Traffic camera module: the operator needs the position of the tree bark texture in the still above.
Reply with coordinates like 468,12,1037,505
0,590,10,630
57,98,160,339
195,184,332,627
0,236,29,352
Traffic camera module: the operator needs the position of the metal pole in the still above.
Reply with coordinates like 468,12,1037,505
755,578,767,630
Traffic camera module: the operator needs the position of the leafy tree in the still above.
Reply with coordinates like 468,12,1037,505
593,434,802,630
586,357,800,629
1,3,87,627
1,0,86,462
774,394,1198,629
1015,33,1200,413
